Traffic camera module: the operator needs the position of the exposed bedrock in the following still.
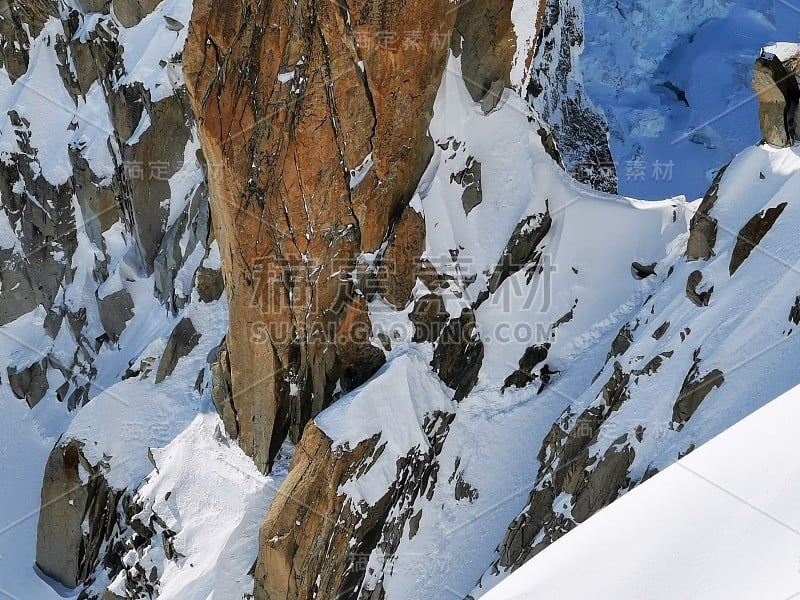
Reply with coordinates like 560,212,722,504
182,0,528,596
36,440,123,590
184,0,480,471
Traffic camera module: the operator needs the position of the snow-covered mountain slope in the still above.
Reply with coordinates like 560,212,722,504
483,381,800,600
466,146,800,597
230,3,800,592
254,45,800,598
582,0,800,199
4,1,800,599
276,55,691,599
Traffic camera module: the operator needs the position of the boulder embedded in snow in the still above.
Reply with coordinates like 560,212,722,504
195,266,224,303
97,289,135,343
113,0,163,28
451,157,483,215
487,211,552,295
77,0,110,14
686,164,727,261
607,323,633,361
790,296,800,326
685,270,713,307
481,80,507,114
631,261,657,279
729,202,787,276
36,441,89,588
155,317,201,383
571,439,634,523
672,351,724,427
7,359,49,408
163,15,184,31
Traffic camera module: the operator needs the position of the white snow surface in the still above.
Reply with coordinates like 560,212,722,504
483,382,800,600
763,41,800,61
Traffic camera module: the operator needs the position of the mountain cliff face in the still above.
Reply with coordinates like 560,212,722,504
2,0,800,599
181,0,623,596
182,0,461,473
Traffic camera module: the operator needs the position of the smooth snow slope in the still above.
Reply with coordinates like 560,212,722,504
582,0,800,200
484,382,800,600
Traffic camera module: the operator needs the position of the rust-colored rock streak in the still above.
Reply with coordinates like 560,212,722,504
184,0,457,471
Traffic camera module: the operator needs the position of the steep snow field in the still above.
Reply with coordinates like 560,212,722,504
483,382,800,600
319,47,800,598
582,0,800,199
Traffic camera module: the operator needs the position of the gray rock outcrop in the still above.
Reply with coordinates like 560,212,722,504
36,440,122,590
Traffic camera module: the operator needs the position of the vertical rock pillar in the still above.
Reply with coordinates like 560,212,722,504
752,50,800,147
184,0,460,471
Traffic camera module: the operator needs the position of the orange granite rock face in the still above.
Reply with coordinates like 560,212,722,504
184,0,457,471
185,0,535,596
